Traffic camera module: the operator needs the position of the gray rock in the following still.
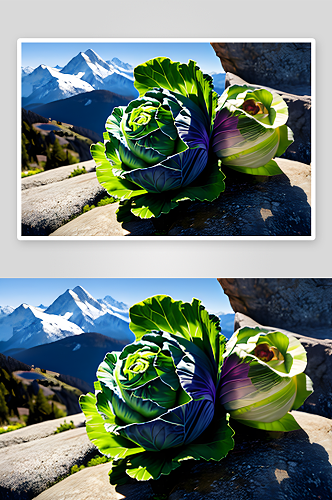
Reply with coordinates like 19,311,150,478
218,279,332,337
0,425,96,500
34,463,154,500
0,413,86,449
21,160,96,190
49,203,156,237
211,42,311,95
49,158,311,237
168,411,332,500
234,312,332,419
21,171,108,236
225,73,311,165
167,158,311,236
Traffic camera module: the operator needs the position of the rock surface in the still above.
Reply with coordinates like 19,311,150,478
28,412,332,500
0,419,96,500
234,312,332,419
211,42,311,95
168,411,332,500
218,279,332,337
21,160,96,190
49,158,311,237
34,463,154,500
21,170,108,236
167,158,310,236
0,412,85,449
225,73,311,165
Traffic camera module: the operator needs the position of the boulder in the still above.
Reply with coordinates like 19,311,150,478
21,160,96,191
218,279,332,338
211,42,311,95
0,424,96,500
21,171,108,236
0,413,86,449
234,312,332,419
225,73,311,165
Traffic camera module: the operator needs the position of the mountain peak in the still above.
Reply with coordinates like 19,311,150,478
71,285,96,302
111,57,133,71
83,49,110,70
84,48,100,59
72,284,88,294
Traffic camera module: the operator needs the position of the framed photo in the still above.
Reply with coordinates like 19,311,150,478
18,38,315,240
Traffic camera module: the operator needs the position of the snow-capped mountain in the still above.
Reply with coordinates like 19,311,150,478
46,285,105,323
98,295,128,312
2,313,83,351
22,64,95,106
22,50,138,109
60,49,137,97
45,286,133,341
21,66,35,77
0,304,44,342
0,305,14,319
108,57,133,73
0,286,134,353
36,304,47,311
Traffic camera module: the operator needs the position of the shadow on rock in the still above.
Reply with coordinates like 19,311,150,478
165,162,311,236
154,419,332,500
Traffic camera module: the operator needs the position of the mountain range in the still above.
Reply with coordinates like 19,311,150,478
22,48,225,109
22,49,138,109
0,286,133,353
21,48,225,142
0,286,235,389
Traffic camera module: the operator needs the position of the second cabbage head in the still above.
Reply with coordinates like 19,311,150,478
219,326,313,431
211,85,294,176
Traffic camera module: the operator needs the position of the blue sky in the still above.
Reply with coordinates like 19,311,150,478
20,41,224,74
0,278,232,314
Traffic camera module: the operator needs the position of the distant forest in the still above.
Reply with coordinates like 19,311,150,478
21,108,94,173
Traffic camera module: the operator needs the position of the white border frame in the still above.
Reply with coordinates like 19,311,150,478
17,38,316,241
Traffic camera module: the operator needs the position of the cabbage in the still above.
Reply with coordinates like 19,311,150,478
80,296,233,483
80,297,312,485
90,58,226,220
211,85,294,175
218,327,313,430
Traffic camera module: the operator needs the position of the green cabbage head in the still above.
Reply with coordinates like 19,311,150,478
80,295,233,483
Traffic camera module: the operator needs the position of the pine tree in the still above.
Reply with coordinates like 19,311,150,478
0,383,9,425
22,136,30,170
45,138,66,170
27,388,52,424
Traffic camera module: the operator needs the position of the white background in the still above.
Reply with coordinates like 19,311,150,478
1,0,330,279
